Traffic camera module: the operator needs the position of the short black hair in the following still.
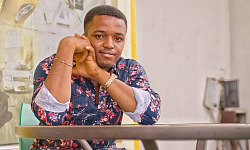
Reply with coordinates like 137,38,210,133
84,5,127,35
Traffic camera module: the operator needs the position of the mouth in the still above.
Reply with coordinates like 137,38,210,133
99,50,115,58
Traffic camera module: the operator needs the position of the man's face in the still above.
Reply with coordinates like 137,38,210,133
86,15,126,71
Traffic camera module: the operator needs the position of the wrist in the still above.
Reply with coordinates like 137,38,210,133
102,73,117,90
57,37,77,55
91,69,110,86
55,50,74,66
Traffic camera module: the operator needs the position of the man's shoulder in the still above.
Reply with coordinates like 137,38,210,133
115,57,145,73
35,54,56,68
117,57,139,66
34,54,56,73
40,54,56,63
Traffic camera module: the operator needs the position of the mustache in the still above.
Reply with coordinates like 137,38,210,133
100,48,113,51
99,48,115,54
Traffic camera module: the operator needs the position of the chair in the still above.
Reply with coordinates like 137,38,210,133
19,103,92,150
19,103,40,150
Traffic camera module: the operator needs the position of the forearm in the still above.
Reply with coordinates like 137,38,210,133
106,79,137,112
45,39,75,103
93,70,137,112
44,35,94,103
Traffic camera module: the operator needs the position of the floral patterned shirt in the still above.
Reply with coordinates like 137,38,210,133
30,54,161,150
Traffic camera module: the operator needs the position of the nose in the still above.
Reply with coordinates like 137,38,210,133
103,37,114,49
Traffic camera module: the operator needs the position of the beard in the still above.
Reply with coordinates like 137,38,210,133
98,62,113,71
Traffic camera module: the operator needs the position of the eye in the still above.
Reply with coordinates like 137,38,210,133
114,37,123,42
95,35,104,39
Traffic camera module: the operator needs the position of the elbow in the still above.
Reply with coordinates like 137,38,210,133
140,110,161,125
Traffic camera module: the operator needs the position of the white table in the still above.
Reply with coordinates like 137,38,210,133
15,123,250,150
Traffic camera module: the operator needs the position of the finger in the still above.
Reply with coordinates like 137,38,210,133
80,34,88,40
85,46,96,61
74,33,81,38
74,52,87,63
79,51,89,62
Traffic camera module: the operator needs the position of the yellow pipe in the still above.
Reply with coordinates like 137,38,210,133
131,0,139,149
131,0,137,60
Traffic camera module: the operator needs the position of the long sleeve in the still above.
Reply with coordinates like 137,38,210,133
119,59,161,125
31,55,68,126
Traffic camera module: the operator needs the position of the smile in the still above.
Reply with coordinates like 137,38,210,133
99,51,115,58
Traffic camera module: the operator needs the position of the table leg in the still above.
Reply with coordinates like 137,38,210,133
77,139,93,150
245,139,249,150
142,140,159,150
196,140,207,150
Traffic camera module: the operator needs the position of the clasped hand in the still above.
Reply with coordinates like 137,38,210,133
71,33,99,79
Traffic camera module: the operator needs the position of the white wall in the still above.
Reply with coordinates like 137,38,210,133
136,0,231,149
230,0,250,123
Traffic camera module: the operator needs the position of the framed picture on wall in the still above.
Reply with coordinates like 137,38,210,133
220,79,239,108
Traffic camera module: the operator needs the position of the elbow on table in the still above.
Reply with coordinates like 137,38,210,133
140,111,160,125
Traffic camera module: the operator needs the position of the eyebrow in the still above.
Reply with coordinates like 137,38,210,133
93,30,125,36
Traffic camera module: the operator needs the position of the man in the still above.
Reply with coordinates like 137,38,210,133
31,5,161,149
